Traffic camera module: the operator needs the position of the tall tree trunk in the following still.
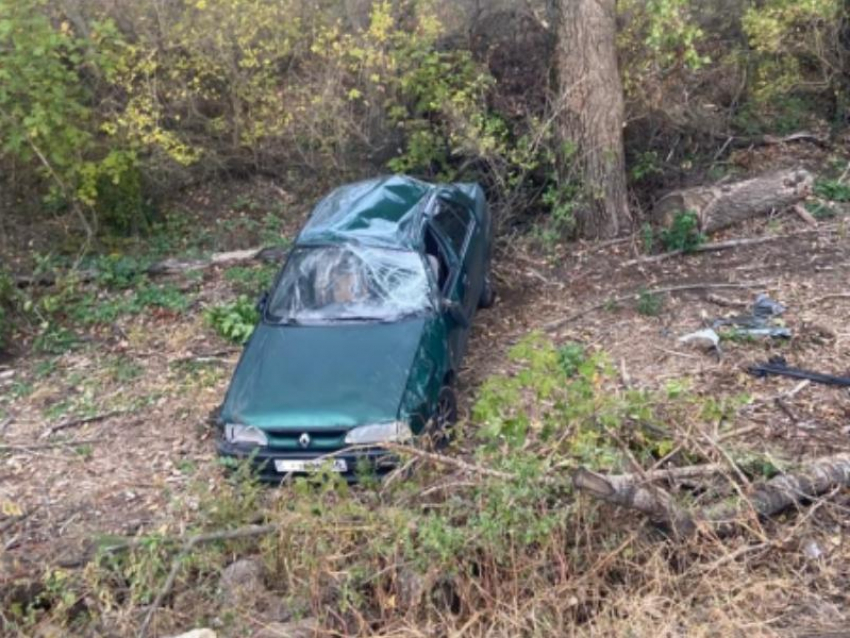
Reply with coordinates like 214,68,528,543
555,0,631,239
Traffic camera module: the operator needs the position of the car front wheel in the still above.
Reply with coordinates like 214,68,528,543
424,385,457,449
479,272,495,308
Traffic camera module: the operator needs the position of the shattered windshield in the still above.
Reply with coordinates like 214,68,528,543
267,245,435,323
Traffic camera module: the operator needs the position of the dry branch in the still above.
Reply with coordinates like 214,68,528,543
652,168,814,234
574,454,850,536
137,524,280,638
14,245,288,288
622,227,825,267
542,281,768,333
41,409,128,438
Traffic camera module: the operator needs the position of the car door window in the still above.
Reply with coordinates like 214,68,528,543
424,226,452,294
432,201,472,258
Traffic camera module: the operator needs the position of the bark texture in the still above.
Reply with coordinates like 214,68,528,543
653,168,814,235
574,453,850,536
555,0,631,239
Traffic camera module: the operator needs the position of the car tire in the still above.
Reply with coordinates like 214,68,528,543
479,272,495,309
425,385,457,449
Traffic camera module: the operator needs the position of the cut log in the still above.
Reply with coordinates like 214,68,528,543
652,168,814,234
574,453,850,536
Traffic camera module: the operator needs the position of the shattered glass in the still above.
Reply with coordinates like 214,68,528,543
267,245,436,323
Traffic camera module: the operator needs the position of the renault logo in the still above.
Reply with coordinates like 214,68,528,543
298,432,311,449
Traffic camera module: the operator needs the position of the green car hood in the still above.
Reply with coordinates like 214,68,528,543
220,318,427,430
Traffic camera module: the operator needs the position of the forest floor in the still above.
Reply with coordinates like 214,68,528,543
2,157,850,636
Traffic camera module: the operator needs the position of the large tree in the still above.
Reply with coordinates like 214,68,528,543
555,0,631,239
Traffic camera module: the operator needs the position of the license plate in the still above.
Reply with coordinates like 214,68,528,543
274,459,348,473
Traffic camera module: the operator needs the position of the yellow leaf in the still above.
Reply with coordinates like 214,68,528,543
2,500,23,517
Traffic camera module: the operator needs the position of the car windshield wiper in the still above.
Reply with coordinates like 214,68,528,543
269,316,301,326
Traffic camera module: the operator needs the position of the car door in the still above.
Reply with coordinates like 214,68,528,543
429,197,476,363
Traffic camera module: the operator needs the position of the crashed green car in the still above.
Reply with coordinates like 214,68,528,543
217,175,494,479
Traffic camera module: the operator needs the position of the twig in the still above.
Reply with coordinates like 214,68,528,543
705,293,747,308
380,443,517,481
0,438,103,452
622,229,826,267
137,524,279,638
41,410,127,438
0,505,40,535
697,542,771,575
813,293,850,305
542,281,768,333
793,204,818,227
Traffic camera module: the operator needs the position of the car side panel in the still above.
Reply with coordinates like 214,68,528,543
398,314,450,434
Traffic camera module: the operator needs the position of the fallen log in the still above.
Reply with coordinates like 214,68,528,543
652,168,814,234
574,453,850,536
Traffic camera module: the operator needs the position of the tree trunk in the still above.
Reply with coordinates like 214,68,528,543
555,0,631,239
652,169,814,235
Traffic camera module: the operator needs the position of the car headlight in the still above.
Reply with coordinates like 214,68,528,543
345,421,412,445
224,424,268,447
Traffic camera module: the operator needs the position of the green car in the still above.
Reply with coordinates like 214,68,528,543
217,175,494,480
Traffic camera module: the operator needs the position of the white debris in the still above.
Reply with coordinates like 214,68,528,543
678,328,721,352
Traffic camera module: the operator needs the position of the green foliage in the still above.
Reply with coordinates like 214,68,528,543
90,254,147,289
742,0,845,106
619,0,709,101
0,267,18,349
473,333,621,467
224,264,277,295
659,210,705,253
814,178,850,203
636,289,665,317
206,296,259,344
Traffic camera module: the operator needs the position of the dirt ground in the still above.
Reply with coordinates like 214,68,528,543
1,179,849,634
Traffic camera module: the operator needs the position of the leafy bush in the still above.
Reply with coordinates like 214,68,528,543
224,265,277,296
742,0,846,110
659,210,705,253
814,178,850,203
0,268,18,349
637,289,665,317
206,297,259,344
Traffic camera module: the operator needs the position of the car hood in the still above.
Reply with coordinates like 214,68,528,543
221,318,427,430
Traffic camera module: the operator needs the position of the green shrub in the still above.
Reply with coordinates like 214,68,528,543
814,178,850,203
0,269,16,349
659,210,705,253
206,297,259,344
637,289,665,317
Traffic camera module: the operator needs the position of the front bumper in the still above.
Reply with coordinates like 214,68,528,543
217,440,397,482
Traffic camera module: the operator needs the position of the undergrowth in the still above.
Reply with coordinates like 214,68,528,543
8,333,800,636
206,297,259,344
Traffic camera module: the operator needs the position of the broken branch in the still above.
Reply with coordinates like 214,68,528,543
542,281,768,333
41,409,128,438
574,453,850,536
137,524,280,638
622,227,827,267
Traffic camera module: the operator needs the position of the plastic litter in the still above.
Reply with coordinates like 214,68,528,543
748,356,850,387
712,293,791,339
678,328,721,352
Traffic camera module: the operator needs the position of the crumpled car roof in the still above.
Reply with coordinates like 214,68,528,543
296,175,436,250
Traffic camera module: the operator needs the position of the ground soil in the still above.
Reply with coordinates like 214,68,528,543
1,175,849,635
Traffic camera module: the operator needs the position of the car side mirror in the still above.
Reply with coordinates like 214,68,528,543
256,291,269,315
441,298,469,328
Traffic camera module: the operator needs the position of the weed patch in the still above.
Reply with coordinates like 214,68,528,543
206,297,259,344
